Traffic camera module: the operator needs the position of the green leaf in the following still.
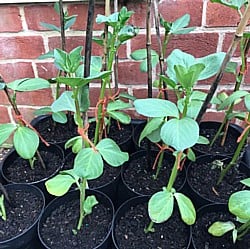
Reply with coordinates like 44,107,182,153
244,94,250,112
68,46,83,73
108,111,131,124
218,90,249,110
107,99,131,111
131,49,159,72
34,106,52,116
0,123,16,146
187,148,196,161
40,22,60,32
96,138,129,167
65,136,83,154
161,117,199,151
240,178,250,187
64,15,77,30
54,48,68,72
134,98,179,118
52,111,67,124
51,91,76,113
8,78,50,91
38,50,55,60
83,195,98,215
225,61,238,74
174,192,196,225
45,170,78,196
170,14,195,35
148,189,174,223
13,126,39,159
74,148,103,180
197,135,210,145
211,0,245,10
229,190,250,220
174,63,205,89
139,118,163,145
208,221,235,236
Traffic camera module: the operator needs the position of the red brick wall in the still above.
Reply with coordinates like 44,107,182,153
0,0,249,124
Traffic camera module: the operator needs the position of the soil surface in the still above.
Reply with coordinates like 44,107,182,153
0,186,44,242
114,201,190,249
2,148,64,183
192,208,250,248
39,196,113,249
122,152,186,196
187,158,248,204
193,126,240,156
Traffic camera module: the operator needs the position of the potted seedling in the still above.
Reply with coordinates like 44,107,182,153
112,55,213,248
0,78,64,203
37,41,129,248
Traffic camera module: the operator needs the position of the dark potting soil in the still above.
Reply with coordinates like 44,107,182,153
63,153,121,189
123,154,186,196
33,116,78,144
4,150,63,183
187,160,248,203
114,202,190,249
193,128,239,156
40,198,113,249
192,209,250,248
0,188,43,241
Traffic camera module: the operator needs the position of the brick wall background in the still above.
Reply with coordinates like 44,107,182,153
0,0,249,124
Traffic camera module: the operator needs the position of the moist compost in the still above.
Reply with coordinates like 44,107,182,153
114,201,190,249
40,198,113,249
192,209,250,248
123,153,186,196
187,160,248,204
0,187,44,242
3,150,63,183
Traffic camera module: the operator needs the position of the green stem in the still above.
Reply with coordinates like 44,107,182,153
237,219,250,240
154,150,164,180
217,113,250,184
144,220,155,233
77,178,87,230
166,152,181,192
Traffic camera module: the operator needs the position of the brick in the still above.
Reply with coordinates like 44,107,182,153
201,111,225,122
0,62,34,83
68,3,105,31
158,0,203,27
0,6,22,32
126,2,147,28
24,4,58,31
222,33,241,56
131,33,219,59
206,1,240,27
0,106,11,123
118,61,147,84
36,62,59,79
15,88,53,106
0,36,45,59
0,91,9,106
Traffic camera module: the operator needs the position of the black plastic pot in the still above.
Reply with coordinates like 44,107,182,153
191,203,250,248
193,121,242,157
0,143,64,203
38,189,114,249
0,183,45,249
112,195,192,249
186,154,250,209
117,150,187,207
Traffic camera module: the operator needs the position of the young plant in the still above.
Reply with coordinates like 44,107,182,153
45,46,129,232
208,178,250,243
0,78,50,168
133,56,215,232
93,6,139,143
136,49,225,179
